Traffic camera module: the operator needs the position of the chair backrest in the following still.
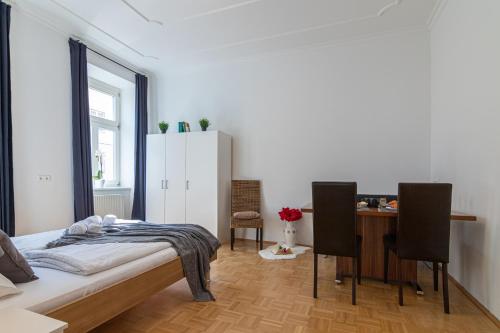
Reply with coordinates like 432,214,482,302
231,180,261,214
397,183,452,262
312,182,357,257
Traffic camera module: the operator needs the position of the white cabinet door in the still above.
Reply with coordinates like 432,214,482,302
146,135,166,224
185,132,218,235
165,134,187,223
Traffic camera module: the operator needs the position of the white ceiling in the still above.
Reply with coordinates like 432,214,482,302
14,0,438,72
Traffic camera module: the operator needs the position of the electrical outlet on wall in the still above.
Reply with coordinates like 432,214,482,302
38,175,52,182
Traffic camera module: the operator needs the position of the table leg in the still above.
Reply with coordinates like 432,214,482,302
412,261,424,295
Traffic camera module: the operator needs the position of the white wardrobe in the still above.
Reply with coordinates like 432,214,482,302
145,131,232,242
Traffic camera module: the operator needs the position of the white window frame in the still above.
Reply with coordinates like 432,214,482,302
89,78,121,187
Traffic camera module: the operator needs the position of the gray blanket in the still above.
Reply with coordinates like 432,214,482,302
47,223,220,301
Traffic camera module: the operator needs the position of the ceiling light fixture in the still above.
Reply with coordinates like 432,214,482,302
377,0,402,16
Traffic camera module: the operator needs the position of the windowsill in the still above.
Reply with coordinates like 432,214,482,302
93,186,131,192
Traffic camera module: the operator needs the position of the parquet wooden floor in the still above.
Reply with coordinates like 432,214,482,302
91,240,499,333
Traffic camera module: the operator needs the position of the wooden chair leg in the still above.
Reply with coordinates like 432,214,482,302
433,262,439,291
313,253,318,298
205,270,211,290
352,257,357,305
256,228,259,243
259,228,264,250
384,245,389,284
398,256,403,306
230,228,235,251
442,262,450,314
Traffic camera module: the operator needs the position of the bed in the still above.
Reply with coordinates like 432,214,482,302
1,227,217,333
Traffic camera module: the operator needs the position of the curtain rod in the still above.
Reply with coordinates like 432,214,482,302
87,46,143,76
71,36,143,75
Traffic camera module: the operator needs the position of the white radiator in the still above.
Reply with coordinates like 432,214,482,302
94,194,126,218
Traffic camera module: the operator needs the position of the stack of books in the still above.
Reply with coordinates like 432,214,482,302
178,122,191,133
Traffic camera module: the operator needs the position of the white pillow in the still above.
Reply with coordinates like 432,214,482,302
233,211,261,219
0,273,22,299
103,214,117,226
68,222,88,235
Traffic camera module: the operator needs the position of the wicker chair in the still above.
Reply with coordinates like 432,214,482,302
230,180,264,250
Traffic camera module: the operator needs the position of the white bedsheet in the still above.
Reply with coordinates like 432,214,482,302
26,242,171,275
13,229,66,254
0,229,179,314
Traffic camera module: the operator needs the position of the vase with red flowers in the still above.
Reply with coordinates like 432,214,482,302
278,207,303,247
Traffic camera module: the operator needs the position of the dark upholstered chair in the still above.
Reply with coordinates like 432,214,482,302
230,180,263,251
312,182,362,305
383,183,452,313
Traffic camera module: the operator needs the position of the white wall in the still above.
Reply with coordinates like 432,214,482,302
430,0,500,319
157,30,431,244
10,9,140,233
10,9,74,235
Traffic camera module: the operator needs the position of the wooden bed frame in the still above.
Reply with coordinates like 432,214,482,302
44,254,216,333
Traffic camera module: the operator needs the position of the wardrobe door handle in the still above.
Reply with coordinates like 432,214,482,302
186,180,189,190
161,180,165,189
165,180,168,189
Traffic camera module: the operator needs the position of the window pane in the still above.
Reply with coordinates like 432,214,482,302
98,128,115,181
89,88,115,121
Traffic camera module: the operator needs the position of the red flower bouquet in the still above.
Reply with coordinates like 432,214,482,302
278,207,303,222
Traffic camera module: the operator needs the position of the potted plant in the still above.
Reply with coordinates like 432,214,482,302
159,121,169,134
93,151,105,188
199,118,210,131
278,207,303,247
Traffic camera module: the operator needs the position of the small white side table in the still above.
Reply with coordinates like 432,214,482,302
0,308,68,333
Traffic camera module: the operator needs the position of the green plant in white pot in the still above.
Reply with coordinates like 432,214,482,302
199,118,210,131
159,121,169,134
93,151,105,188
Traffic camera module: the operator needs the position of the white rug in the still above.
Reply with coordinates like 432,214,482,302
259,243,311,260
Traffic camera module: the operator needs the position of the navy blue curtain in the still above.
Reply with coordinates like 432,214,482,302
131,74,148,220
69,38,94,221
0,2,14,236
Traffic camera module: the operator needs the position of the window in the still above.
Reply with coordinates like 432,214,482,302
89,78,121,186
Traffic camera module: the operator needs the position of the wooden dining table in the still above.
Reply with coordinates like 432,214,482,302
301,204,477,294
